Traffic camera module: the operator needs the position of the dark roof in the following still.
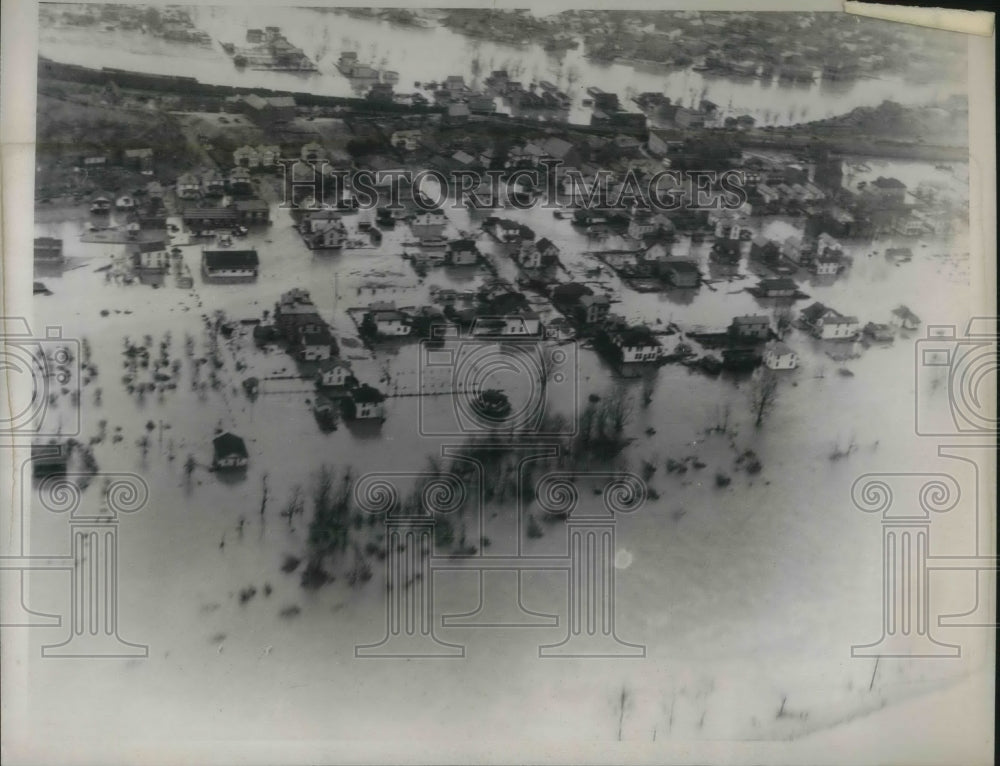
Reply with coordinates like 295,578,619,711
183,208,238,220
448,239,478,251
233,199,269,211
800,302,831,322
759,277,798,290
663,259,699,274
203,250,260,270
352,384,385,404
873,176,905,189
536,237,557,252
133,240,167,253
213,432,247,458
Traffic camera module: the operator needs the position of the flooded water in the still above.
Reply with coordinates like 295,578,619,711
20,151,988,752
39,6,963,126
15,8,987,758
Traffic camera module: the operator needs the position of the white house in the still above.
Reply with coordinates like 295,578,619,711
612,326,662,363
763,341,798,370
411,210,448,240
299,328,335,361
369,307,411,336
131,240,169,271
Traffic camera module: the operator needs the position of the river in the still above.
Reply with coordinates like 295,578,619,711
39,5,964,127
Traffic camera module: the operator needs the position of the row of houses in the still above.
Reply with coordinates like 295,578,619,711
177,167,258,200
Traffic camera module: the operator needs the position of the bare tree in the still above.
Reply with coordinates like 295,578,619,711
603,385,635,434
749,369,780,428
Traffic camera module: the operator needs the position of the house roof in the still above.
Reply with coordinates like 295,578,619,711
535,237,557,252
663,258,699,274
233,199,269,211
448,239,478,252
318,358,352,372
873,176,906,189
352,384,385,403
203,250,260,269
733,314,770,325
759,278,798,290
213,432,248,458
133,240,167,253
615,326,660,347
768,341,794,356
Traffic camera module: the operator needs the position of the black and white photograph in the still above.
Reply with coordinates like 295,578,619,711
0,1,995,764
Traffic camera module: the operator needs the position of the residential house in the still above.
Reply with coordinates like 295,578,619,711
233,199,270,225
730,314,771,340
366,304,412,336
863,323,895,342
813,253,843,276
545,316,576,342
661,258,700,288
33,237,63,264
301,210,347,249
182,208,239,230
343,384,386,421
763,341,798,370
145,181,166,207
233,145,261,169
299,327,335,361
201,249,260,282
445,239,480,266
130,239,170,271
578,294,611,325
800,302,859,339
317,358,353,388
470,311,542,337
864,176,907,209
212,432,249,470
516,238,559,270
610,326,662,364
202,170,226,197
391,129,423,152
124,148,153,174
443,75,466,92
228,167,254,195
491,218,523,244
177,173,201,200
750,236,782,267
301,142,326,162
257,145,281,167
756,278,798,298
411,209,448,240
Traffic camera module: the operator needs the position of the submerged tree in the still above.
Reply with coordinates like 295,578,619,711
749,368,780,428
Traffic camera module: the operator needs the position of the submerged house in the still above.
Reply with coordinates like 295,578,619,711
33,237,63,264
800,302,859,340
201,249,260,282
445,239,480,266
342,384,386,421
763,341,798,370
212,432,248,470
